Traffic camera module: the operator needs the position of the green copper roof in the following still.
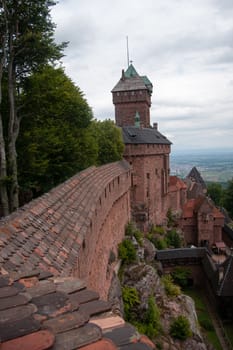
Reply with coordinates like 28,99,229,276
112,64,153,94
124,64,139,78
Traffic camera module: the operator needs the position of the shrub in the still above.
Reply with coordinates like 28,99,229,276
125,221,135,237
122,286,140,321
162,274,181,297
150,225,165,235
153,237,167,250
118,239,136,264
171,267,191,288
170,315,192,340
167,208,175,227
143,296,162,338
165,229,182,248
134,296,162,339
125,222,143,246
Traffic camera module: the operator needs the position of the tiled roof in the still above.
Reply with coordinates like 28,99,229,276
122,126,171,145
0,271,155,349
0,161,130,277
186,167,207,189
112,64,153,94
182,196,224,219
169,176,187,192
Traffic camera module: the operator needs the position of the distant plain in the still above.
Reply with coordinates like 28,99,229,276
170,149,233,184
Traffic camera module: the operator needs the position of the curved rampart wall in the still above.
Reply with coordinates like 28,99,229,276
0,160,131,299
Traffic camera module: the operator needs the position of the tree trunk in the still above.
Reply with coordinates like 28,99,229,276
0,115,9,216
0,10,10,216
7,35,19,212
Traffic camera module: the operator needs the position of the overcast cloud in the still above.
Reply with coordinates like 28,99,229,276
51,0,233,152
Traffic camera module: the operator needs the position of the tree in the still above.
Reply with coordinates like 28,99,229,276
166,229,182,248
223,178,233,219
17,66,97,198
207,182,223,207
0,0,66,214
90,119,124,165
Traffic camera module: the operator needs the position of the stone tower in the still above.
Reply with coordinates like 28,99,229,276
112,64,171,230
112,64,152,128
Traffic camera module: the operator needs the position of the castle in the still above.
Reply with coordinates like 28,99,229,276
112,64,171,230
112,63,225,248
0,63,231,349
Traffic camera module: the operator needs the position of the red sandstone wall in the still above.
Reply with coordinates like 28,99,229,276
113,90,151,127
124,144,170,229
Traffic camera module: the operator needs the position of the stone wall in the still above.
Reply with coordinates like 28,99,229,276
124,143,170,229
112,90,151,127
0,160,131,299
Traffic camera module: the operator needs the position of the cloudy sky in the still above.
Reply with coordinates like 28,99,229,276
51,0,233,152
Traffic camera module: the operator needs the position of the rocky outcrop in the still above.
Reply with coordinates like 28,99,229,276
115,237,208,350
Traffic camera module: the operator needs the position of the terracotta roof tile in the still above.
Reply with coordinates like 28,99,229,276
104,323,139,347
43,310,89,334
81,338,117,350
69,289,99,305
119,343,152,349
32,291,71,318
0,293,31,311
0,316,41,342
1,330,55,350
52,323,102,350
91,315,125,330
0,269,154,350
79,299,112,317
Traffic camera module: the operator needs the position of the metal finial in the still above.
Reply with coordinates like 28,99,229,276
126,36,129,67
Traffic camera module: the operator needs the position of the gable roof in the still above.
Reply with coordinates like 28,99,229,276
122,126,171,145
187,167,207,189
112,64,153,94
169,176,187,192
182,195,224,219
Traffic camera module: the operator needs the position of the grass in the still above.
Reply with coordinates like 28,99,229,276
183,287,223,350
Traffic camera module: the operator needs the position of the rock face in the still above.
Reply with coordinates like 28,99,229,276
113,237,208,350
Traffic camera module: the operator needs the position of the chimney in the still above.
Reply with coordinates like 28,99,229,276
121,69,125,81
153,122,158,130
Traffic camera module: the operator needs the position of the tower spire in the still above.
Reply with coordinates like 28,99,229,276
126,36,129,67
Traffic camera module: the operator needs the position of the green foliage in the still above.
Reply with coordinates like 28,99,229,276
162,275,181,297
171,267,191,289
0,0,66,212
142,296,162,338
207,182,223,206
167,208,175,227
199,317,214,331
150,225,165,235
125,222,143,246
223,178,233,219
169,315,192,340
122,286,140,321
17,66,97,196
153,237,167,250
125,221,135,236
126,294,162,340
165,229,182,248
118,239,136,265
89,119,124,165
